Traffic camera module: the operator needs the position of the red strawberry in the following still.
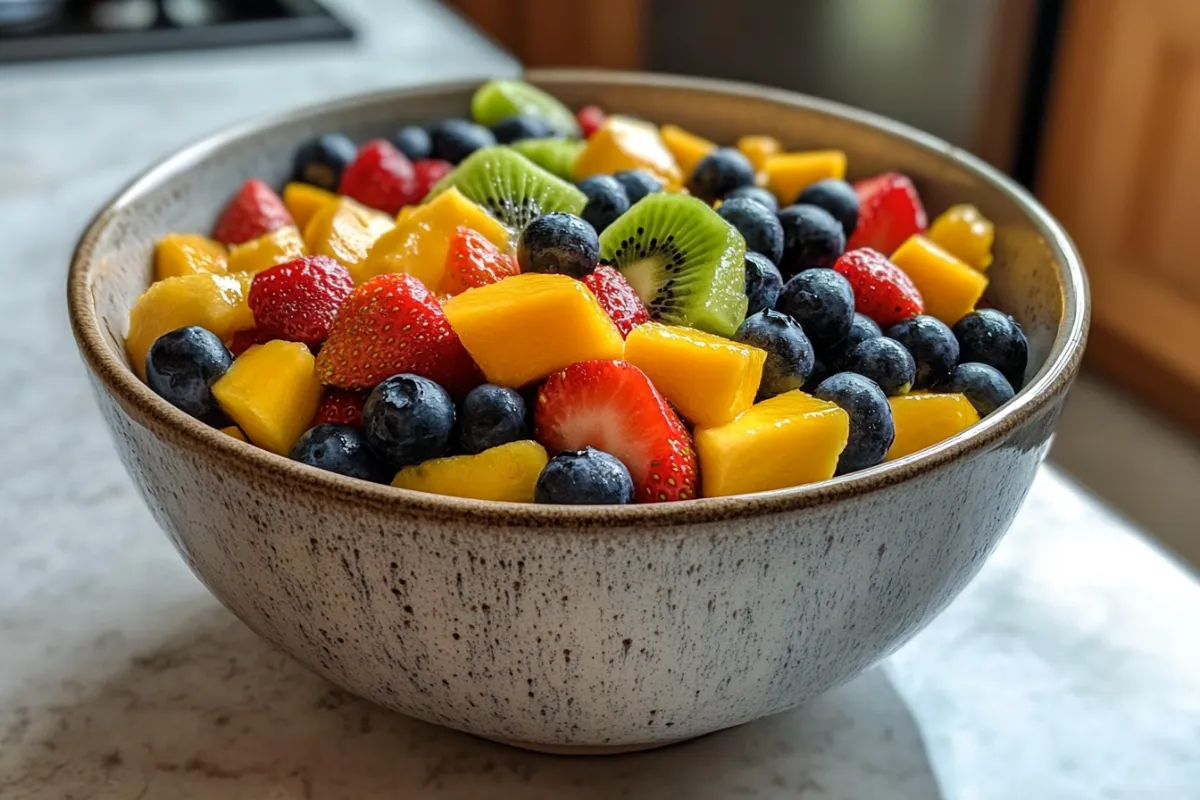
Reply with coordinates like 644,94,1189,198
582,266,650,338
313,388,368,428
832,248,924,328
228,327,275,357
413,158,454,198
846,172,928,256
338,139,420,216
316,272,481,396
249,256,354,347
535,360,699,503
441,226,519,296
577,105,606,138
212,179,294,247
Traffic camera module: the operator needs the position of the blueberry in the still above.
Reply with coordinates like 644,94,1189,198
291,423,391,483
392,125,432,161
827,313,883,369
363,374,456,469
795,179,859,237
775,268,855,350
458,384,528,455
813,372,895,475
490,114,555,144
718,197,785,265
534,447,635,505
576,175,630,233
614,170,662,204
744,252,784,316
803,355,833,393
887,315,960,389
518,212,600,278
940,362,1015,417
952,309,1028,389
145,326,232,426
776,204,846,277
845,337,916,396
725,185,779,213
291,133,358,192
429,118,496,164
688,147,755,203
733,310,814,400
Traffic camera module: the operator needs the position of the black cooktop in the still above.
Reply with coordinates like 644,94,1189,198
0,0,354,63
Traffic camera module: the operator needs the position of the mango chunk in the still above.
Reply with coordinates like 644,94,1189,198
624,323,765,427
442,273,624,387
660,124,716,180
211,340,323,456
737,135,782,172
886,391,980,461
154,233,228,280
356,187,509,288
303,197,394,272
927,204,994,271
890,234,989,325
572,116,682,191
763,150,847,205
391,440,548,502
284,182,338,232
126,272,254,379
220,426,248,442
226,225,307,275
695,390,849,498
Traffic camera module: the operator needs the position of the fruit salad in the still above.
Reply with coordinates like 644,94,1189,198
130,79,1029,505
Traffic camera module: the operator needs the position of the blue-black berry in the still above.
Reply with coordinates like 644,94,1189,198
775,268,856,350
827,313,883,369
291,423,391,483
725,185,779,213
429,118,496,164
813,372,895,475
392,126,432,161
576,175,630,233
145,326,232,426
718,197,785,265
518,212,600,278
614,170,662,204
490,114,555,144
733,310,815,400
845,337,916,396
363,374,456,469
887,315,960,389
535,447,635,505
744,252,784,316
803,355,834,393
795,179,859,237
688,147,755,203
952,309,1028,389
458,384,528,455
291,133,358,192
776,203,846,277
940,362,1015,416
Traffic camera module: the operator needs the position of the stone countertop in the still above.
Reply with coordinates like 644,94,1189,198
3,2,1199,798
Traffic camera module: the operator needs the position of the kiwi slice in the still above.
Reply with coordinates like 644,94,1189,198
511,138,585,180
600,194,748,337
472,79,581,139
426,146,587,230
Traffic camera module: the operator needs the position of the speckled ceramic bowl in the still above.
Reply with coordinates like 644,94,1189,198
68,70,1088,753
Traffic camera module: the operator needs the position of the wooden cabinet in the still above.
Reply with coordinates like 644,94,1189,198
1039,0,1200,430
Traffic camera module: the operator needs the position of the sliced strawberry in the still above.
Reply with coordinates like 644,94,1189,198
316,272,481,396
249,255,354,347
228,327,275,357
832,247,924,328
535,360,698,503
312,388,368,428
212,179,294,247
577,105,606,139
338,139,420,216
846,173,927,256
413,158,454,199
441,226,519,296
582,266,650,338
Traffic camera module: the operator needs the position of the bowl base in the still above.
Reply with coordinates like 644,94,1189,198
484,736,691,756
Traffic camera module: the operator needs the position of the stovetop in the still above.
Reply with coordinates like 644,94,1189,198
0,0,354,63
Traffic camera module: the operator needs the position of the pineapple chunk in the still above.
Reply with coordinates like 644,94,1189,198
226,225,307,275
887,392,980,461
442,273,624,387
624,323,765,427
283,182,338,232
660,124,716,180
303,197,394,272
763,150,847,205
211,341,323,456
927,204,994,271
695,390,849,497
154,233,228,280
890,234,989,325
573,116,682,191
391,440,548,502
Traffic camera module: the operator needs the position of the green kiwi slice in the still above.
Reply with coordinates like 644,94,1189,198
600,194,748,338
472,79,581,138
511,138,585,180
426,146,586,230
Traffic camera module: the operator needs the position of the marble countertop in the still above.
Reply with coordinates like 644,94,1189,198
3,2,1199,798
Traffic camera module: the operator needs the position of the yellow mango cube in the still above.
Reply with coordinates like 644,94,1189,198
220,426,248,442
624,323,765,427
355,187,509,288
211,340,324,456
283,182,338,232
442,273,624,387
303,197,394,272
154,233,228,280
737,134,782,171
763,150,847,205
391,440,549,502
126,272,255,379
886,392,980,461
226,225,307,275
890,235,989,325
695,390,849,498
660,124,716,180
927,204,994,271
572,116,683,191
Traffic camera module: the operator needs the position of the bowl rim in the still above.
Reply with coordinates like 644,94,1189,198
67,68,1089,528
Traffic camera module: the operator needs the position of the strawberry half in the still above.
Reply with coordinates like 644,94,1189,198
846,172,927,256
441,226,519,296
228,327,275,357
832,247,924,328
413,158,455,199
213,179,294,247
535,360,698,503
338,139,420,216
312,388,368,429
577,105,606,139
582,266,650,338
249,255,354,347
316,272,481,396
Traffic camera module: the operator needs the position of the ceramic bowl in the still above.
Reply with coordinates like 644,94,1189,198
68,70,1088,753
